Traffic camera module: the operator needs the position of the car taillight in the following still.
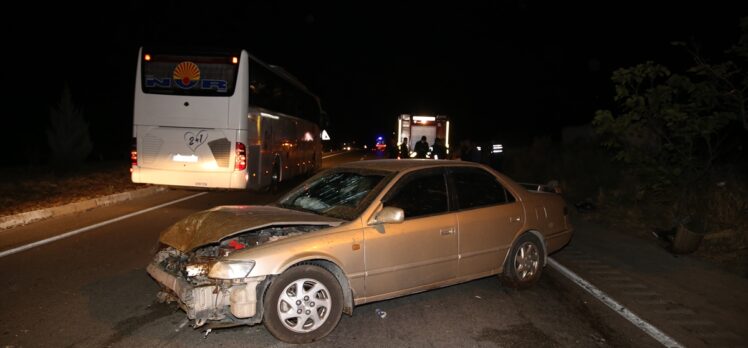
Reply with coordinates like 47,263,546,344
130,138,138,167
235,142,247,171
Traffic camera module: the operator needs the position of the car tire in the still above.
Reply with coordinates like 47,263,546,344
501,233,544,289
263,264,343,344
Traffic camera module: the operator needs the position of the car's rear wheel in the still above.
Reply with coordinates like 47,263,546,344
263,265,343,343
501,233,544,289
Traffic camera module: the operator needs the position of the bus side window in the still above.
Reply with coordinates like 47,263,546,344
250,62,272,109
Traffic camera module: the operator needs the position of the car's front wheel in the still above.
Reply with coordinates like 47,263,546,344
501,233,544,289
263,264,343,343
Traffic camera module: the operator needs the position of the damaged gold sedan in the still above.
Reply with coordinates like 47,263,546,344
146,160,573,343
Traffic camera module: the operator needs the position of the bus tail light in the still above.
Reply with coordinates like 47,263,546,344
235,142,247,171
130,138,138,167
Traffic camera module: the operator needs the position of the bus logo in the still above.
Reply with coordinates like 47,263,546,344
173,61,201,89
145,60,228,92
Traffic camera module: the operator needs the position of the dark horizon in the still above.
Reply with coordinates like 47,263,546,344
4,2,747,165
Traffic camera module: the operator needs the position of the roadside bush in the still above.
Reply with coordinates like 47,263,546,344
693,165,748,276
593,17,747,221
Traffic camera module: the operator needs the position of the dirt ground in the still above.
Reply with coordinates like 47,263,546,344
0,161,146,217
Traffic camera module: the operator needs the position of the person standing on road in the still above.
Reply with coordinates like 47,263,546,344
431,137,446,159
387,137,399,158
414,136,429,158
399,137,410,159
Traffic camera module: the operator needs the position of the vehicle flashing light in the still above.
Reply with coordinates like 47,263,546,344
131,138,138,166
413,116,436,122
445,121,450,148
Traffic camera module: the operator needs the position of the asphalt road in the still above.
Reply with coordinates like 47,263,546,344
1,150,745,347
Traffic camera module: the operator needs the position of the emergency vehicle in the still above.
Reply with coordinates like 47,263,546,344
396,114,450,158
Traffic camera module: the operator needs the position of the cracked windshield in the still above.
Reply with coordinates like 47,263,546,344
278,171,386,220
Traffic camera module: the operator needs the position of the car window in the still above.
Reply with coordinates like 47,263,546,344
383,169,448,219
449,167,515,210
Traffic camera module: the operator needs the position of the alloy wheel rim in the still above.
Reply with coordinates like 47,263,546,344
514,242,540,281
277,278,332,333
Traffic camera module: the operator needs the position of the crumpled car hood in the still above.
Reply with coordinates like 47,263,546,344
160,205,344,251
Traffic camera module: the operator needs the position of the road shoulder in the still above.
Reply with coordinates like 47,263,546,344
552,217,748,347
0,186,166,230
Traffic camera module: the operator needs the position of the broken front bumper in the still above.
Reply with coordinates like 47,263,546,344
146,263,267,325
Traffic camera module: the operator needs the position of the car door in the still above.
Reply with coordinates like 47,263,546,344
448,167,525,278
363,168,458,299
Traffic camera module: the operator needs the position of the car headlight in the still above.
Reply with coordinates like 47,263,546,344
208,260,256,279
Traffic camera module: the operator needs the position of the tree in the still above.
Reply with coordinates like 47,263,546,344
47,84,92,173
593,18,747,227
671,17,748,133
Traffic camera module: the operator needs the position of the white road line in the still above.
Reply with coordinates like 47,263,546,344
548,258,684,348
0,192,208,258
322,152,349,159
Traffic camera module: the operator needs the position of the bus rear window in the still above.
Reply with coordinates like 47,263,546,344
142,54,238,96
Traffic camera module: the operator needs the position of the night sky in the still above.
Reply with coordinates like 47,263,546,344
5,1,747,165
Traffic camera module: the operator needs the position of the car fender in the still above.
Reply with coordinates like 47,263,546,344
241,225,364,277
257,243,358,316
500,229,549,270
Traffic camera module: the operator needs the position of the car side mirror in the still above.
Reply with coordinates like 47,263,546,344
369,206,404,225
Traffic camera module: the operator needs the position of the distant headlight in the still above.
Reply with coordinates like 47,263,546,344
208,260,256,279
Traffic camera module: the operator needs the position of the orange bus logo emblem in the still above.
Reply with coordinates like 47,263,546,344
173,61,201,89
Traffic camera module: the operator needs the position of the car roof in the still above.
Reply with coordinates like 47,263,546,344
336,159,486,173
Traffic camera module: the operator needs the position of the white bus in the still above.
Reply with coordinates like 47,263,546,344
131,47,323,190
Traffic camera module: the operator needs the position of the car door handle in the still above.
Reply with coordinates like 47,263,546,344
440,228,455,236
510,216,521,222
